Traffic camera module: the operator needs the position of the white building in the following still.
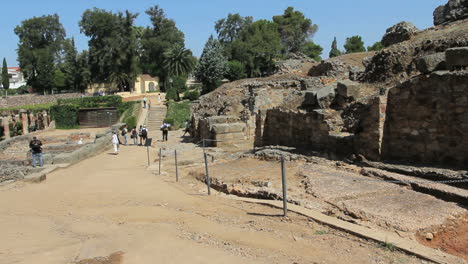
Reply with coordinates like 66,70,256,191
0,67,27,89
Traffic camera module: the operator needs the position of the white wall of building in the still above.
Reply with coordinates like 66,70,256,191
0,67,27,89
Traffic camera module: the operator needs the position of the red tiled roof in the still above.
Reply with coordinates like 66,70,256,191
8,67,20,71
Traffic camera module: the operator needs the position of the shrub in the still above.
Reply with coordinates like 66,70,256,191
58,95,122,108
166,88,179,101
50,104,79,129
0,103,55,113
183,90,200,101
172,76,188,93
124,116,137,129
117,101,136,116
164,101,190,130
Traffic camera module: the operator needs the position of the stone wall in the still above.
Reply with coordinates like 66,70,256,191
261,109,354,156
1,110,51,139
382,71,468,168
355,96,387,160
0,93,83,109
194,116,247,147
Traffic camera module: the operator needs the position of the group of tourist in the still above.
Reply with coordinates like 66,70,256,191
112,125,149,155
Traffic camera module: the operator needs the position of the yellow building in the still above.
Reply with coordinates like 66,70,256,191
134,74,160,93
86,74,160,95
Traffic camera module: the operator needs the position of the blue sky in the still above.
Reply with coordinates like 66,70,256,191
0,0,444,66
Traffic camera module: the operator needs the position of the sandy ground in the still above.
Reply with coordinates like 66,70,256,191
0,127,433,264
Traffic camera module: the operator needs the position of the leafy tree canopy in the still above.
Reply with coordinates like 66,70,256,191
215,13,253,44
231,20,282,77
140,5,185,88
367,41,384,52
225,60,247,81
301,41,323,61
272,7,318,54
344,35,366,54
15,14,66,93
80,8,138,89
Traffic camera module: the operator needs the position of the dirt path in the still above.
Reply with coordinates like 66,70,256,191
0,131,429,264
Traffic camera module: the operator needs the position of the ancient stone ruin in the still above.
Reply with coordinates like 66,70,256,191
190,4,468,169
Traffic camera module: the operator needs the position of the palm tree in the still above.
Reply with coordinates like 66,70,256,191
109,72,130,92
163,45,196,89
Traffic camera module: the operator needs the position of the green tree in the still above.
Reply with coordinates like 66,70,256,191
163,45,196,79
225,60,247,81
344,35,366,54
60,38,91,92
215,13,253,44
272,7,318,54
76,51,91,91
1,58,9,90
80,9,138,91
140,6,185,90
195,36,228,93
53,69,66,91
301,41,323,61
367,41,384,52
329,37,342,58
231,20,282,77
14,14,66,93
215,13,253,58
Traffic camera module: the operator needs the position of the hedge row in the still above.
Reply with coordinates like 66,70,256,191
50,105,80,129
57,95,122,108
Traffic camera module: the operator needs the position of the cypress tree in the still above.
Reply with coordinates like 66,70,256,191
329,37,342,58
2,58,9,90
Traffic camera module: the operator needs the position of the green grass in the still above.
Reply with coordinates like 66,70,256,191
164,101,191,130
0,103,56,113
380,241,396,252
314,230,328,235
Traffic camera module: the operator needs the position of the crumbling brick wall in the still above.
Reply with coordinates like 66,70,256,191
382,71,468,168
261,109,347,152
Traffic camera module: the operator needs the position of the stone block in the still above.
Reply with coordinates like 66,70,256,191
415,53,447,73
215,132,245,141
315,83,336,109
208,116,240,124
211,123,246,134
337,80,361,99
445,47,468,68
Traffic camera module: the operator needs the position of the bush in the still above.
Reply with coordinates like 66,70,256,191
124,116,137,130
50,105,79,129
0,103,55,113
183,90,200,101
166,88,179,101
172,76,188,93
58,95,122,108
226,60,247,81
164,101,190,130
117,101,136,116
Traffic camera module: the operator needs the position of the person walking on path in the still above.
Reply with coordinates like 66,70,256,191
182,119,190,137
121,125,128,145
29,136,43,167
148,100,152,109
131,127,138,145
112,131,119,155
143,96,147,108
140,125,148,145
158,93,162,103
160,122,171,141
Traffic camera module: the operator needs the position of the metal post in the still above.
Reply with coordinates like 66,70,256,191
204,152,211,195
202,139,206,154
159,148,162,175
147,146,150,166
281,156,287,217
175,149,179,182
